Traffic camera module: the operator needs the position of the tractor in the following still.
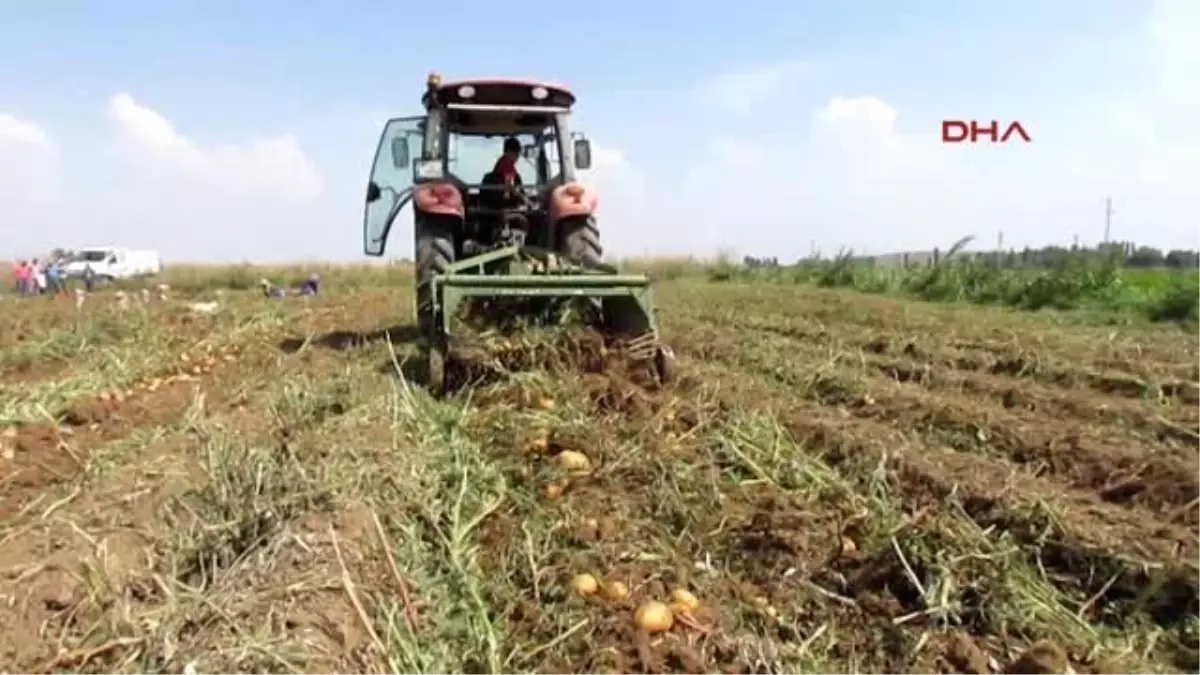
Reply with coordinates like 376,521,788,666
362,73,674,393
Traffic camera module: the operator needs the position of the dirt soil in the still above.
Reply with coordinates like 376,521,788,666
0,282,1196,674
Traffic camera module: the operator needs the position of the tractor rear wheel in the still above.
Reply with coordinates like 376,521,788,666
426,338,447,396
415,215,456,333
559,215,602,266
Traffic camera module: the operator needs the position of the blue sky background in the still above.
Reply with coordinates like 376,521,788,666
1,0,1196,261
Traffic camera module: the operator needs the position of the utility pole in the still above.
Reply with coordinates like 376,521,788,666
1103,196,1114,245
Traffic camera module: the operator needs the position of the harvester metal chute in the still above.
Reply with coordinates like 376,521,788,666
361,72,675,394
423,244,671,391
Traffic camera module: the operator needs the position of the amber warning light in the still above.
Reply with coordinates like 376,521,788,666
942,119,1031,144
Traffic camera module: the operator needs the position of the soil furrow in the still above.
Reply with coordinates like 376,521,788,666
681,352,1198,584
708,317,1200,405
674,326,1198,523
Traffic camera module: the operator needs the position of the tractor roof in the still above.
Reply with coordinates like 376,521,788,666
422,75,576,110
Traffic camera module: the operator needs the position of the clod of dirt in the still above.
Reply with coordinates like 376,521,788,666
30,568,80,612
61,398,116,426
945,632,990,674
865,337,890,354
1004,640,1071,674
585,372,658,417
1001,389,1026,409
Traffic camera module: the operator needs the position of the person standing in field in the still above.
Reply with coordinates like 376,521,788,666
12,260,27,294
18,260,34,295
82,264,97,292
45,259,65,295
31,259,47,295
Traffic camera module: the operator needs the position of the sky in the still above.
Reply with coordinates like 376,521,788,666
1,0,1197,262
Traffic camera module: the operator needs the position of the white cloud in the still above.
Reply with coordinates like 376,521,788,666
1,96,337,260
105,92,324,200
0,112,59,226
0,113,52,148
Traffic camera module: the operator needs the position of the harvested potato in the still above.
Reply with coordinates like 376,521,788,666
556,450,591,472
602,580,630,601
634,601,673,632
571,573,599,597
543,480,568,500
670,588,700,613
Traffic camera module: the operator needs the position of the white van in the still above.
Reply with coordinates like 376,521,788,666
63,247,163,280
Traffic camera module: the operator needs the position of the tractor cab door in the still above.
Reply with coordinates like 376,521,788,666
363,116,425,256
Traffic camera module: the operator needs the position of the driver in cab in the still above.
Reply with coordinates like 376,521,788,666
488,137,523,203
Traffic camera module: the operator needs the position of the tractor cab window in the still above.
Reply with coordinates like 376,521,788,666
448,133,542,186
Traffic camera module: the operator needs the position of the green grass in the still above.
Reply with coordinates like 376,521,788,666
705,246,1198,324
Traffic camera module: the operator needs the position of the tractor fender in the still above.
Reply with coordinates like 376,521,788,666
549,182,598,223
414,182,465,218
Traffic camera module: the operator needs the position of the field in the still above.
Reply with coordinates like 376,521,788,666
1,264,1197,674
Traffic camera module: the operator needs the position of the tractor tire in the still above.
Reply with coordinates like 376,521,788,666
426,338,447,396
558,215,602,266
415,215,456,333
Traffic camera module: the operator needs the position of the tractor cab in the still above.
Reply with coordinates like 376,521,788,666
363,73,596,259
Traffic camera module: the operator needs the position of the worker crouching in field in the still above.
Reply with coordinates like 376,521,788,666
259,278,286,298
299,273,320,297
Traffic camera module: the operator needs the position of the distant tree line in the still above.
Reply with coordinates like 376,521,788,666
743,256,780,268
963,242,1199,270
744,242,1199,270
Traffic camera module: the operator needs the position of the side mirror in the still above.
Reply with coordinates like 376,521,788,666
573,138,592,170
366,181,381,203
390,137,410,169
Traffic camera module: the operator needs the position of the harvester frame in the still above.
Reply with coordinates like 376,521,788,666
362,73,674,392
